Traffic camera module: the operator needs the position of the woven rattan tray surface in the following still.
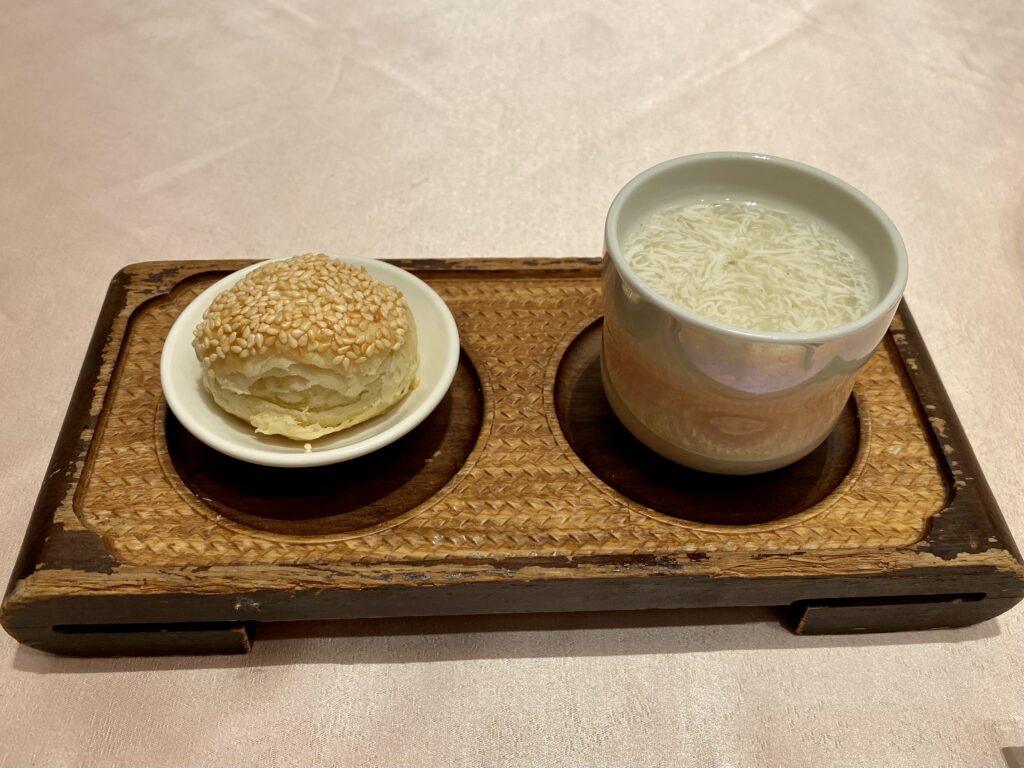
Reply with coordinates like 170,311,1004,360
3,258,1022,655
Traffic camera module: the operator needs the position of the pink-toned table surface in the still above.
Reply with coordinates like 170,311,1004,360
2,1,1023,766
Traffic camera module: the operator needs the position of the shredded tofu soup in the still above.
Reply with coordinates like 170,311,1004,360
625,201,875,333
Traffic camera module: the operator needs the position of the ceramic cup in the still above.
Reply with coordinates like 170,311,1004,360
601,152,908,474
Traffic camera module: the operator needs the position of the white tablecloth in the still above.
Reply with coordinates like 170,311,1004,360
2,1,1023,765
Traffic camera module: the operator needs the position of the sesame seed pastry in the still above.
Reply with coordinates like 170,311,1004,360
191,253,419,440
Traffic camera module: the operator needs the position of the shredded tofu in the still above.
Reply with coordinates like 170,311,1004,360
625,201,875,333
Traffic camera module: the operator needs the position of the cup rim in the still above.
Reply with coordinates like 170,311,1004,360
604,152,909,344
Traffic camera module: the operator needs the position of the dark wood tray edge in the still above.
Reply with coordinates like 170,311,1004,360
4,566,1021,655
890,305,1022,563
4,268,131,595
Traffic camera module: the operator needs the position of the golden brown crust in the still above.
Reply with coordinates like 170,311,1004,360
191,253,411,372
189,254,419,440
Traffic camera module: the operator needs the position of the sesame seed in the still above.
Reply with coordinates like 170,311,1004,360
192,253,411,373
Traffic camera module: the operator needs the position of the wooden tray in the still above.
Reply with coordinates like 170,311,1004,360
3,258,1022,656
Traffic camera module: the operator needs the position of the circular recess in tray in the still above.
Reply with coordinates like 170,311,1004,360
554,321,861,526
165,351,483,536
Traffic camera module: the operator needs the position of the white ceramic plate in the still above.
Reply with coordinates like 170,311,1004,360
160,255,459,467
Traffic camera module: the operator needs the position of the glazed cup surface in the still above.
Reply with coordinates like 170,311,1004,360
601,152,908,474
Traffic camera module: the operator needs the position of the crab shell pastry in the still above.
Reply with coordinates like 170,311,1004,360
191,253,418,440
